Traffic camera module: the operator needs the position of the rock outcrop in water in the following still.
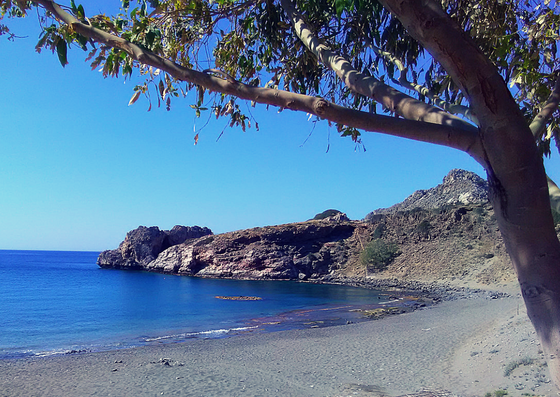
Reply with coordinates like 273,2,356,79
97,225,212,269
98,169,517,287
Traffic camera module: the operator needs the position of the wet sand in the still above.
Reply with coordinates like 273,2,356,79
0,295,557,397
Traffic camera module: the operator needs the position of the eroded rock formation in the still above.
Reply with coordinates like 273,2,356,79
97,170,518,286
97,225,212,269
145,219,355,279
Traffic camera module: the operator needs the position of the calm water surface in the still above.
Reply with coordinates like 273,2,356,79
0,250,389,358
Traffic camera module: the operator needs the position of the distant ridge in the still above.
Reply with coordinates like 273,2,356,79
366,169,488,218
98,168,515,288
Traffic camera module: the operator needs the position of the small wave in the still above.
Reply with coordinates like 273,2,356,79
379,299,401,305
33,348,90,358
144,326,258,342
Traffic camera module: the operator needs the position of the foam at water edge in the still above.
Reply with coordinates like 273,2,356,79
144,326,259,342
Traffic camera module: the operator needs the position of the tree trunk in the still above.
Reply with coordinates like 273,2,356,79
521,262,560,388
504,230,560,387
489,165,560,387
377,0,560,387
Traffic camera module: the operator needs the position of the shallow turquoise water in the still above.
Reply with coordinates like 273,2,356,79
0,250,389,358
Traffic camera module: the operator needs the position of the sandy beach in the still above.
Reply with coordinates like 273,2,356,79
0,292,557,397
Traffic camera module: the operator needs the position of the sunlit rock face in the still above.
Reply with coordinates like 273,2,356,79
145,219,357,280
97,170,516,287
97,225,212,269
366,169,488,218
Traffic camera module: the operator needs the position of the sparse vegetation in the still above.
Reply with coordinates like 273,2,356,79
484,390,508,397
415,220,433,237
360,239,400,272
313,209,342,220
473,206,487,217
504,357,535,376
372,223,386,239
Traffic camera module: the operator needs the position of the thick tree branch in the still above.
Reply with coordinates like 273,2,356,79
279,0,479,134
33,0,482,158
378,0,539,173
530,73,560,139
369,42,479,125
528,74,560,212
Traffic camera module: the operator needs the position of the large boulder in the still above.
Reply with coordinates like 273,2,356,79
97,225,212,269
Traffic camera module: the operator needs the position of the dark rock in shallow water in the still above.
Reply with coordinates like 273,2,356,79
97,225,212,269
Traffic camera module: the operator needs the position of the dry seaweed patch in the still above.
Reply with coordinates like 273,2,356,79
351,307,405,319
215,296,262,301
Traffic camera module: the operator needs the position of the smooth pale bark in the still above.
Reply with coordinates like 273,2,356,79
279,0,479,133
378,0,560,388
530,76,560,213
530,75,560,139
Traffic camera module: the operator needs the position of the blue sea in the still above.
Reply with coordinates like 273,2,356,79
0,250,394,359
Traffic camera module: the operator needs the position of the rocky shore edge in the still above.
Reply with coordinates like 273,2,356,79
310,275,511,302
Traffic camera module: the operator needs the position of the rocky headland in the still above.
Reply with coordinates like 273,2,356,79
97,225,212,269
97,169,518,294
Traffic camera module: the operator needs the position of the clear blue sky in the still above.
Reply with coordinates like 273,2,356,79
1,2,558,251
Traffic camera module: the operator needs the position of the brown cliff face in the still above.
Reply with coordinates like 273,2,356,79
146,220,357,280
97,170,519,287
97,205,514,286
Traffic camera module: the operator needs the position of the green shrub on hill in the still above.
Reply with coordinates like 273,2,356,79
415,219,433,237
360,239,400,272
372,223,386,239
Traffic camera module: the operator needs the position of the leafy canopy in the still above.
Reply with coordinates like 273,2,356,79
1,0,559,151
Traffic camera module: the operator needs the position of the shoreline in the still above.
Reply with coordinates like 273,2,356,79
1,292,556,397
0,288,432,361
307,275,512,301
0,276,507,361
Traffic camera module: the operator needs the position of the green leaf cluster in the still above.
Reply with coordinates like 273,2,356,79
1,0,560,148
